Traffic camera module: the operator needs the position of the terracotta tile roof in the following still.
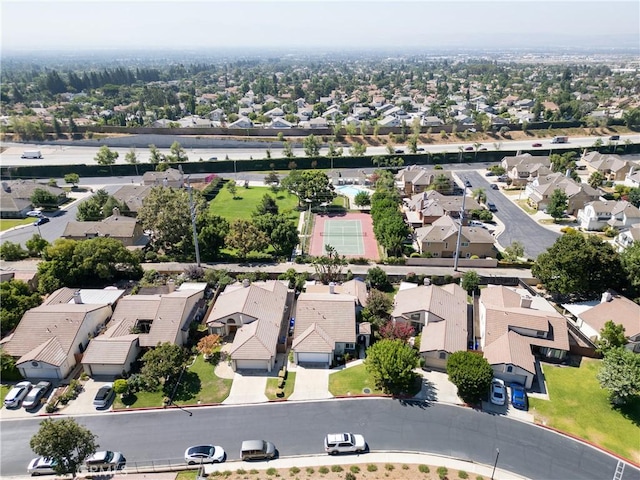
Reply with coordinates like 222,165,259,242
293,293,356,351
292,323,335,353
63,215,140,239
304,279,368,307
483,331,536,374
111,185,153,213
17,337,67,367
230,320,279,360
81,335,138,365
578,292,640,337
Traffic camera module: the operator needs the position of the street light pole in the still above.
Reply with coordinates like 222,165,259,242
186,178,201,267
491,448,500,480
453,182,469,271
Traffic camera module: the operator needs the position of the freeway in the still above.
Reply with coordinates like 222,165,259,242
2,134,640,167
1,399,638,479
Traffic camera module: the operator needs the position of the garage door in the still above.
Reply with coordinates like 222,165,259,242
497,372,528,387
86,364,122,377
235,359,269,370
19,364,60,379
297,352,331,365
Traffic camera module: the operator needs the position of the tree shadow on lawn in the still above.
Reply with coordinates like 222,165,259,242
616,397,640,427
171,371,202,403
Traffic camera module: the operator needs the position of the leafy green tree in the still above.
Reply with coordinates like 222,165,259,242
628,188,640,208
588,171,605,189
622,107,640,128
597,347,640,405
620,241,640,292
303,134,321,157
94,145,119,166
313,245,347,284
0,279,42,334
255,194,279,216
503,241,525,262
166,141,188,162
197,212,229,261
596,321,627,355
264,172,280,189
226,179,238,199
282,141,294,158
140,342,189,393
361,288,393,329
63,173,80,187
0,241,28,261
1,348,19,380
431,174,451,193
30,418,98,477
367,266,390,291
148,144,164,164
76,189,128,221
365,339,419,394
138,186,205,259
280,170,336,208
31,188,60,208
125,148,138,164
327,141,343,158
472,188,486,204
461,270,480,293
349,142,367,156
25,234,49,257
546,188,568,221
549,152,577,174
353,191,371,208
446,351,494,405
113,379,129,397
532,232,626,299
226,219,269,259
253,214,298,258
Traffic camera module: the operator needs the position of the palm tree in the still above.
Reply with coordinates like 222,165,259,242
432,174,451,193
472,188,487,204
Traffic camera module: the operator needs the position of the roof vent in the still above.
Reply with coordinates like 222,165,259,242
601,291,613,303
520,295,532,309
73,291,83,304
242,278,250,288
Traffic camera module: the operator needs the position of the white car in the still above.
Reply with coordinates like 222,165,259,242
26,210,43,217
27,456,58,476
4,381,32,408
184,444,226,464
85,451,126,471
490,379,506,406
324,433,367,455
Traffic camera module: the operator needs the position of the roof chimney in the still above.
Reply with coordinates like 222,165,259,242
167,279,176,293
601,291,612,303
520,295,532,309
112,206,120,217
242,278,250,288
329,282,336,294
1,182,10,193
73,291,83,304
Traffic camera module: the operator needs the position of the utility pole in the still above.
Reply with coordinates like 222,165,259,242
453,181,469,272
491,448,500,480
186,177,201,267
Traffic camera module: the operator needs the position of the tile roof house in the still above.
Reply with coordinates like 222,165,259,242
81,283,207,377
142,168,184,187
391,283,468,370
583,152,633,181
229,116,254,129
0,181,67,218
624,168,640,188
395,166,455,196
304,279,368,309
415,216,496,259
3,288,124,380
406,190,481,225
205,280,292,372
292,290,358,367
62,210,148,247
526,175,600,215
562,291,640,354
614,223,640,252
110,184,153,214
479,286,570,389
576,200,640,231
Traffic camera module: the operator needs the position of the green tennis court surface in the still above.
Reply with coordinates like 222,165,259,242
320,219,365,255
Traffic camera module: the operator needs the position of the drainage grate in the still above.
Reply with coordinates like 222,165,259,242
362,388,371,394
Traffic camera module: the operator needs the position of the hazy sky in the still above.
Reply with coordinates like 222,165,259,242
2,0,639,52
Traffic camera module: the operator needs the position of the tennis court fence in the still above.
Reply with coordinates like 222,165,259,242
320,232,367,236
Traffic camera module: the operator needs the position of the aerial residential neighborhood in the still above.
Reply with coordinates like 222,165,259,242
1,2,640,480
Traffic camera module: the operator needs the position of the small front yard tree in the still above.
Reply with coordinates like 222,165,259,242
596,321,627,355
446,351,493,405
140,342,189,393
379,321,415,342
197,334,221,359
63,173,80,187
546,188,568,222
361,288,393,330
313,245,347,284
365,339,419,394
461,270,480,293
597,347,640,405
366,266,390,291
30,418,98,477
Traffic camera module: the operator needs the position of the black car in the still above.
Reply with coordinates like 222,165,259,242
93,383,115,409
34,217,50,226
394,149,404,154
490,184,499,190
487,201,497,212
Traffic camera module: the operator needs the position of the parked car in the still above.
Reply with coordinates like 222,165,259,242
394,149,404,154
22,381,53,410
26,210,43,217
497,175,509,182
487,201,497,212
469,220,486,229
464,180,472,188
208,156,218,161
464,146,474,151
479,147,487,151
85,451,126,471
93,383,114,409
485,171,495,177
184,444,226,464
33,217,50,226
240,439,277,461
532,142,542,147
490,379,506,406
609,135,620,141
490,184,499,190
416,147,425,152
510,384,529,411
27,456,58,476
324,433,367,455
4,381,32,408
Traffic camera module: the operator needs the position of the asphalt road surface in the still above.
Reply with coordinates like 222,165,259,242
1,399,638,479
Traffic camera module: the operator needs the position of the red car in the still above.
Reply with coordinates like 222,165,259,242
532,142,542,147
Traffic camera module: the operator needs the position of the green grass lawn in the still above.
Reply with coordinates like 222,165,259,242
0,218,34,231
515,200,537,215
114,355,232,409
209,186,300,222
265,372,296,400
530,358,640,463
329,364,384,397
0,384,11,404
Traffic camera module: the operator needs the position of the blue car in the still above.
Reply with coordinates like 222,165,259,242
510,384,528,411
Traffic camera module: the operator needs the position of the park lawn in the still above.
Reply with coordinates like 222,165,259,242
0,218,34,231
329,364,384,397
530,358,640,463
265,372,296,400
209,186,299,222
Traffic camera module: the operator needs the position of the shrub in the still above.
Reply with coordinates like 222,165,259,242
278,366,288,379
331,465,343,472
236,469,246,474
266,467,277,476
350,465,361,473
319,466,329,474
367,464,378,472
345,473,356,480
250,469,259,474
418,465,430,473
385,463,395,471
402,464,410,470
306,467,315,474
276,388,285,398
437,466,449,480
278,377,285,389
289,466,300,474
45,401,57,413
458,470,469,479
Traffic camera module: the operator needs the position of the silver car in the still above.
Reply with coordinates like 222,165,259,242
85,451,126,471
4,381,32,408
27,456,58,476
324,433,366,455
23,381,53,410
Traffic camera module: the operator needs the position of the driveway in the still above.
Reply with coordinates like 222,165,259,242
288,365,331,401
416,369,462,405
223,373,268,405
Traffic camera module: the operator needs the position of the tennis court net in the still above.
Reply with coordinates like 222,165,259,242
320,232,367,237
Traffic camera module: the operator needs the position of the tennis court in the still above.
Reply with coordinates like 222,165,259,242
309,212,379,260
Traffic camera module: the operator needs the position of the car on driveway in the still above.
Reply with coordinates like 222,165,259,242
324,433,367,455
497,175,509,182
22,381,53,410
33,217,50,227
93,383,114,409
490,184,499,190
27,456,58,476
510,384,529,411
26,210,43,217
532,142,542,147
184,444,226,464
485,171,495,177
85,451,126,471
4,381,32,408
490,379,506,406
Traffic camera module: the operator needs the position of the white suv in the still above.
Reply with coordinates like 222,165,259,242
324,433,366,455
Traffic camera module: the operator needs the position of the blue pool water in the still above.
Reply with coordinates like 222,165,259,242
336,185,370,196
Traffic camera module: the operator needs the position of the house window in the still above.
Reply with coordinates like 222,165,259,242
439,352,446,359
345,343,355,350
410,313,421,321
507,366,513,373
461,242,469,247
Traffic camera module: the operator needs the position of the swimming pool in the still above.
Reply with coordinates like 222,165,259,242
336,185,371,196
